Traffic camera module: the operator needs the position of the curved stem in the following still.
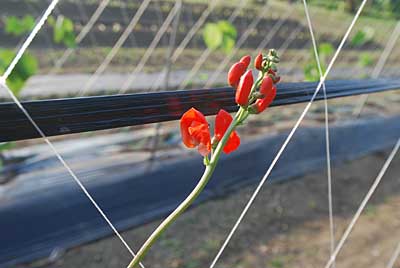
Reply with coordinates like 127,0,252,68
126,107,245,268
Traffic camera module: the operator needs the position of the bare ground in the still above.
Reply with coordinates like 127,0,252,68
26,143,400,268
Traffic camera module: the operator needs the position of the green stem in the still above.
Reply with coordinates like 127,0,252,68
126,107,246,268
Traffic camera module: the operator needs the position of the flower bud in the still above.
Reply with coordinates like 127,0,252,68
253,85,276,113
254,53,263,70
228,62,246,88
235,70,253,106
240,55,251,68
259,76,273,95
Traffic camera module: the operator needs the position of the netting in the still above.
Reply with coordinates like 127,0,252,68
0,0,399,267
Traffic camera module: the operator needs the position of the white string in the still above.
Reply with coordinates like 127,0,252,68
323,137,400,268
204,3,271,88
352,21,400,117
49,0,111,74
0,2,145,265
302,1,335,267
255,6,295,53
149,0,221,91
2,0,59,80
78,0,151,96
118,1,182,94
179,0,249,89
209,1,368,267
386,241,400,268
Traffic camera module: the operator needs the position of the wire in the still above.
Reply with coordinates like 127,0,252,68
78,0,151,96
323,137,400,268
0,1,145,266
118,2,182,94
179,0,249,89
302,1,335,267
386,241,400,268
208,1,368,267
49,0,111,74
352,21,400,117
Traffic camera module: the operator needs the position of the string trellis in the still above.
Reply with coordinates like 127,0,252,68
0,0,399,267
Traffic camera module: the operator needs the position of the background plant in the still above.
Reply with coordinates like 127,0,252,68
202,20,237,54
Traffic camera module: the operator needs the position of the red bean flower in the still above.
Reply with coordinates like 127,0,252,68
214,109,240,154
227,62,246,88
235,69,253,106
180,108,211,156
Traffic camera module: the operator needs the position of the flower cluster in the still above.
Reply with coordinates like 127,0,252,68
180,108,240,156
180,49,280,158
229,50,280,113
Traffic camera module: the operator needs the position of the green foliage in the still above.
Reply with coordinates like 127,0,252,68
358,53,374,67
304,42,334,81
270,258,284,268
4,15,35,36
351,27,375,47
48,15,76,48
202,20,237,53
0,49,38,95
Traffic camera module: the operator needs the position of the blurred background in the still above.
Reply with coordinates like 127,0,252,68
0,0,399,267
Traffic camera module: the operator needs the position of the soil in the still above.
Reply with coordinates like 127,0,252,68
25,145,400,268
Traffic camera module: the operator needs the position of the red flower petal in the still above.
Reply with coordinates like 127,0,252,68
180,108,211,155
215,109,233,141
223,131,240,154
228,62,246,88
214,109,240,154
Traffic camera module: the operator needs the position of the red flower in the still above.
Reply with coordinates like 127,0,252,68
235,70,253,106
214,109,240,154
227,62,246,88
254,85,276,113
240,55,251,68
180,108,211,156
254,53,263,70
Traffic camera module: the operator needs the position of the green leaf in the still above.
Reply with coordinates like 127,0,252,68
221,36,235,53
0,49,37,95
318,43,334,56
217,20,237,39
22,15,35,31
4,15,35,36
0,142,15,151
203,23,223,50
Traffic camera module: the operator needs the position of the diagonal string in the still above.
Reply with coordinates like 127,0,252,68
208,1,368,267
3,0,59,80
178,0,250,89
78,0,151,96
323,137,400,268
386,241,400,268
204,2,271,88
302,1,335,267
149,0,221,91
119,1,182,94
0,2,144,266
49,0,111,74
352,20,400,117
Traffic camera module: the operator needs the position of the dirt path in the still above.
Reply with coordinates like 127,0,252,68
26,146,400,268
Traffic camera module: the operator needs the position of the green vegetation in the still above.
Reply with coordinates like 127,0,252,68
303,42,334,81
48,15,77,48
202,20,237,53
4,15,35,36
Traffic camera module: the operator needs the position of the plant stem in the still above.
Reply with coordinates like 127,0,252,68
126,107,245,268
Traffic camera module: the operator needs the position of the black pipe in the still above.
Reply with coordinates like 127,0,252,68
0,79,399,142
